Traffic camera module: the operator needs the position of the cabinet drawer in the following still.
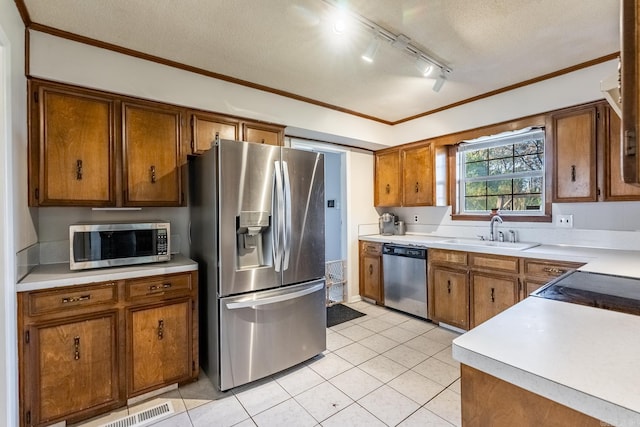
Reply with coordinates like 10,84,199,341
360,241,382,256
430,249,467,266
126,273,193,300
27,282,118,316
523,259,583,279
469,253,519,273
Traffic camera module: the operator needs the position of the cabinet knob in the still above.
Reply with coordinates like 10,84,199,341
543,267,565,275
415,182,419,193
369,264,373,275
74,336,80,360
150,165,157,184
61,294,91,304
447,280,451,294
385,184,390,194
76,159,83,180
570,165,576,182
157,319,164,340
491,287,495,303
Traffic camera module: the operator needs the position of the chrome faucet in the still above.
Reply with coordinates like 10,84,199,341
489,215,503,241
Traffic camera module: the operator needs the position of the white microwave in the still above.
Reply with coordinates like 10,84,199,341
69,221,170,270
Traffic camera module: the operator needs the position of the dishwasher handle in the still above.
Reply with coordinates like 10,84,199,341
382,244,427,259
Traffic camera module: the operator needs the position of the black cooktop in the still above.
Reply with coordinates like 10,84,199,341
532,270,640,316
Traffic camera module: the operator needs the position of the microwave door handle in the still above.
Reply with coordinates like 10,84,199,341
225,282,324,310
282,161,292,270
272,161,284,272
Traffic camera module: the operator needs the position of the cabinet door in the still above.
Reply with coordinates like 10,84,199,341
432,267,469,330
242,122,284,146
35,86,115,206
27,313,119,425
375,150,401,207
471,272,518,327
402,144,434,206
128,300,192,395
191,112,239,154
602,106,640,200
360,254,382,303
552,106,597,202
122,102,184,206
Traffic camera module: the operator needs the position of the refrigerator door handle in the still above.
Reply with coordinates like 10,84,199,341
272,161,284,272
225,282,324,309
282,160,292,270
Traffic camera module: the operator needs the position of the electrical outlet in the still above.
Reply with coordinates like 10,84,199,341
557,214,573,228
413,215,419,223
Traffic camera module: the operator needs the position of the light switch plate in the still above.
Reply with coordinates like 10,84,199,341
557,214,573,228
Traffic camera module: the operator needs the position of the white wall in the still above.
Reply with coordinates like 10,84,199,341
1,0,31,425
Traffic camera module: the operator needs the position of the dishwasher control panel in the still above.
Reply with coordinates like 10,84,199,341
382,244,426,259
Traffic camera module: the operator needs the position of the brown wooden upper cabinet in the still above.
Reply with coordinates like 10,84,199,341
402,143,435,206
552,104,598,202
375,142,435,207
602,105,640,200
29,84,116,206
122,102,184,206
190,112,240,154
375,149,401,207
242,122,284,146
620,0,640,184
29,79,187,207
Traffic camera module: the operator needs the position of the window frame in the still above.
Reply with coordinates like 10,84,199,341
449,125,552,223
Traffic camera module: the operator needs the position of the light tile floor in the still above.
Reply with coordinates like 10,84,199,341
76,301,462,427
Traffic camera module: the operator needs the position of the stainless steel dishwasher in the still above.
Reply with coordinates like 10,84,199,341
382,244,428,319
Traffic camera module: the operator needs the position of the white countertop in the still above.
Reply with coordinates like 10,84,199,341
359,233,640,278
18,254,198,292
452,297,640,426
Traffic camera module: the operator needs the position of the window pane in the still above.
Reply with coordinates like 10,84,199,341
488,158,513,175
487,195,512,211
465,161,488,178
514,139,544,156
488,145,513,159
486,179,513,195
513,195,542,211
465,149,488,162
465,181,486,196
514,177,542,194
465,196,486,211
514,154,543,172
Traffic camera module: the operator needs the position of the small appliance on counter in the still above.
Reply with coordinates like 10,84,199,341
69,221,170,270
395,220,406,235
379,213,397,235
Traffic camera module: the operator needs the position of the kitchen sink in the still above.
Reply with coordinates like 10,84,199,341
440,238,540,251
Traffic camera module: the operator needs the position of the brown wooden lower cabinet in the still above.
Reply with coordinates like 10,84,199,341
359,241,384,304
18,270,198,427
431,266,469,329
461,364,603,426
470,272,519,328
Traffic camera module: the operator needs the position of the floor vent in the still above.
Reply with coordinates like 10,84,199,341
100,401,175,427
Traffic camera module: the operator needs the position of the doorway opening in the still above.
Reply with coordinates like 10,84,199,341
289,138,348,304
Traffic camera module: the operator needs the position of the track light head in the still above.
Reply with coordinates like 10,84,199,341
416,57,434,77
361,36,380,63
432,71,446,92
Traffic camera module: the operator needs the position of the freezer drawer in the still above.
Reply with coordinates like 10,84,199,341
218,280,326,390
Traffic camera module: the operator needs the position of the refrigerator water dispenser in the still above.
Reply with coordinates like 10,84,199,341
236,211,271,269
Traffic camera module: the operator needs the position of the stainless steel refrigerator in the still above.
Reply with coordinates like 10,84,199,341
190,139,326,391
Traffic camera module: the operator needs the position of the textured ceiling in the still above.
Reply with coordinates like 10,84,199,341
22,0,620,123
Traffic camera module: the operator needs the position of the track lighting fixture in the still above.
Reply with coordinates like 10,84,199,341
321,0,452,85
361,36,380,63
432,72,446,92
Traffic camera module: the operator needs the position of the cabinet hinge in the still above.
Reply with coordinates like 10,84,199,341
26,410,31,425
25,330,30,344
34,188,39,201
597,187,601,196
33,91,38,103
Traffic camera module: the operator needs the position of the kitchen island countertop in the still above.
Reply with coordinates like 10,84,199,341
452,296,640,426
18,254,198,292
